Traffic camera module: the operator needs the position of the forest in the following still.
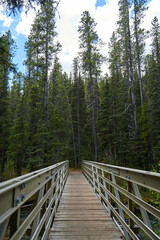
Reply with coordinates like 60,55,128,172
0,0,160,181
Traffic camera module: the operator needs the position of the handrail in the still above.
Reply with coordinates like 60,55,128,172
82,160,160,240
0,160,69,240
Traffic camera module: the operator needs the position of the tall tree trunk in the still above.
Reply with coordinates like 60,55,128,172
90,67,98,161
65,88,77,168
44,37,48,124
127,2,138,129
129,51,138,129
76,74,81,166
134,0,144,106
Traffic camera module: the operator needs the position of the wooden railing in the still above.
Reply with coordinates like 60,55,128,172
0,160,69,240
82,160,160,240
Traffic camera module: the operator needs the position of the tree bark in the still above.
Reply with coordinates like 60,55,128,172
76,74,81,166
90,66,98,161
126,1,138,129
134,0,144,106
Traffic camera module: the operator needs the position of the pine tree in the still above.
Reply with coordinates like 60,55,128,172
150,17,160,168
78,11,102,161
151,17,160,65
98,76,111,162
1,0,50,14
39,0,61,124
144,17,160,169
0,31,15,179
48,60,72,165
25,0,61,125
7,73,26,176
118,0,138,129
132,0,148,106
22,0,61,170
71,58,86,166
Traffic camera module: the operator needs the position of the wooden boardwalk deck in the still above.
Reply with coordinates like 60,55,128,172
49,171,123,240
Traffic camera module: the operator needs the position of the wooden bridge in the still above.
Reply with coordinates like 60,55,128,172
0,161,160,240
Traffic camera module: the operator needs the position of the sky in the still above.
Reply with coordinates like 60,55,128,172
0,0,160,75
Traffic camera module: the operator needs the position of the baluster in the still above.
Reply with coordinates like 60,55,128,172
31,185,45,238
127,181,134,236
0,218,10,240
45,172,56,228
95,167,101,199
102,169,111,216
111,174,130,240
92,165,96,192
132,182,152,230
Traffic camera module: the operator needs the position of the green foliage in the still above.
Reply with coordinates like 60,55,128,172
1,1,160,179
7,73,26,176
0,31,16,180
78,11,103,161
0,0,52,15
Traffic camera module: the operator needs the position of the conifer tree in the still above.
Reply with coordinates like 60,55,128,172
1,0,51,14
71,58,86,166
48,60,72,165
132,0,148,107
0,31,15,179
39,0,61,123
25,0,61,125
118,0,138,129
144,17,160,169
78,11,102,161
7,73,26,176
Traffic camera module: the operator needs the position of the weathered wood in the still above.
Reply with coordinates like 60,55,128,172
49,171,123,240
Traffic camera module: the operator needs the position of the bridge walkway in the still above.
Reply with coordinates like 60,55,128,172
49,171,123,240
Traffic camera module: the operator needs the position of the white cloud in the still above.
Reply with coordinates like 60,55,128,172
57,0,160,75
143,0,160,30
9,0,160,75
141,0,160,55
16,8,37,37
57,0,119,74
0,6,14,27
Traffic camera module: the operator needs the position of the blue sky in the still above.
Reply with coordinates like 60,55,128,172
0,11,27,74
96,0,107,8
0,0,107,74
0,0,160,75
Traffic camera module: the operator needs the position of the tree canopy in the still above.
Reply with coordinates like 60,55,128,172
0,0,59,14
0,0,160,181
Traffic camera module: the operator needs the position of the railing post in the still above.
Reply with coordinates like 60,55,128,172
56,170,60,203
0,219,10,240
10,208,20,237
127,181,134,235
111,174,130,240
92,165,96,192
132,182,152,230
95,167,101,199
60,166,65,195
31,185,45,238
101,169,111,216
59,168,62,194
45,172,56,228
109,173,114,219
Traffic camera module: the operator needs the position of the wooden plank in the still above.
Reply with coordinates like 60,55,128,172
52,220,117,228
50,230,121,236
51,222,116,229
56,210,108,215
49,234,122,240
49,171,123,240
49,237,121,240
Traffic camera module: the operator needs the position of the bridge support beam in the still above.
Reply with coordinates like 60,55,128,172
132,182,152,230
